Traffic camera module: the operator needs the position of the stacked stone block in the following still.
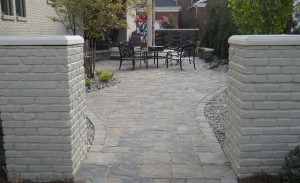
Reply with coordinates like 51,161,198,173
155,29,199,47
0,36,87,181
224,35,300,177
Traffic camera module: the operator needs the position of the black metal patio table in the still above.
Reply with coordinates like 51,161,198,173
138,47,174,68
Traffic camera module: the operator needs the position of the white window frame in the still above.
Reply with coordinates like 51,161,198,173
15,0,26,17
1,0,13,16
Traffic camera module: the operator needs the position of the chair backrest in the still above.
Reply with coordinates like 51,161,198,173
180,43,196,58
171,40,193,52
118,41,134,58
119,40,133,46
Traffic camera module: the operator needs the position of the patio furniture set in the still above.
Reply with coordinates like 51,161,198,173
118,40,197,71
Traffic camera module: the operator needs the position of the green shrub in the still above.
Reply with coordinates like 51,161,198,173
95,68,104,76
100,71,114,82
209,59,228,69
95,69,101,76
85,77,92,87
200,0,239,60
280,146,300,183
228,0,294,34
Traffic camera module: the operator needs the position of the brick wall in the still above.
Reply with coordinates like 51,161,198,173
0,36,87,181
0,1,68,35
177,0,195,28
224,35,300,177
176,0,224,35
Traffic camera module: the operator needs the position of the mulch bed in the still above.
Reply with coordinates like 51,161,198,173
238,174,280,183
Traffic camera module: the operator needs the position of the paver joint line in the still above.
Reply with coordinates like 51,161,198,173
76,59,235,183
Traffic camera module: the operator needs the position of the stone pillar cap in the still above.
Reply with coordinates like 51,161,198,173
229,35,300,46
0,35,84,46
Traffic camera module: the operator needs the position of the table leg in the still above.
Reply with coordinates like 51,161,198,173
144,52,148,69
157,54,159,67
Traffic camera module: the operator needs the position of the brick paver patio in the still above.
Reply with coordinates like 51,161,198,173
76,59,237,183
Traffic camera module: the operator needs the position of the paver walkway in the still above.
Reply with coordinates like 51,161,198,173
76,59,237,183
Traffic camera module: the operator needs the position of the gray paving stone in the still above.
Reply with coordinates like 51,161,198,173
177,125,191,134
74,179,93,183
153,141,175,152
171,142,194,152
153,179,171,183
76,59,235,182
171,179,186,183
172,164,204,178
205,180,220,183
92,138,105,145
108,164,140,178
198,152,229,164
119,177,153,183
105,178,121,183
186,178,205,183
76,164,108,182
112,152,142,164
142,152,171,164
83,152,114,165
193,146,210,152
220,178,238,183
140,164,172,178
171,151,200,164
202,165,236,179
101,146,130,153
104,138,120,147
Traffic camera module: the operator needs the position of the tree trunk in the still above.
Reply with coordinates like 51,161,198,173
84,38,97,78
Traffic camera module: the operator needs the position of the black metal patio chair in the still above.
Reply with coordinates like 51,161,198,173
166,43,196,71
169,40,193,51
118,41,146,70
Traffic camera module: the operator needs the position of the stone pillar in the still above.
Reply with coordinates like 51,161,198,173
0,36,87,181
224,35,300,177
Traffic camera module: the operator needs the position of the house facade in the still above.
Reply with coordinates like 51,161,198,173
155,0,181,28
0,0,68,35
0,0,134,44
178,0,208,28
153,0,212,29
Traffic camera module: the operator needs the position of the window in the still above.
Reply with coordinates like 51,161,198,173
1,0,13,16
15,0,25,17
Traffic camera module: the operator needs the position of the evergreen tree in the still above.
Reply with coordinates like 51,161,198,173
201,0,238,60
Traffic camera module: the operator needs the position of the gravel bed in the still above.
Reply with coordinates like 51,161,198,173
201,60,229,73
201,58,229,148
204,89,228,148
86,117,95,151
86,77,120,93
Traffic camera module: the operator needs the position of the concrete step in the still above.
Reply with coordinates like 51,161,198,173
110,54,120,60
